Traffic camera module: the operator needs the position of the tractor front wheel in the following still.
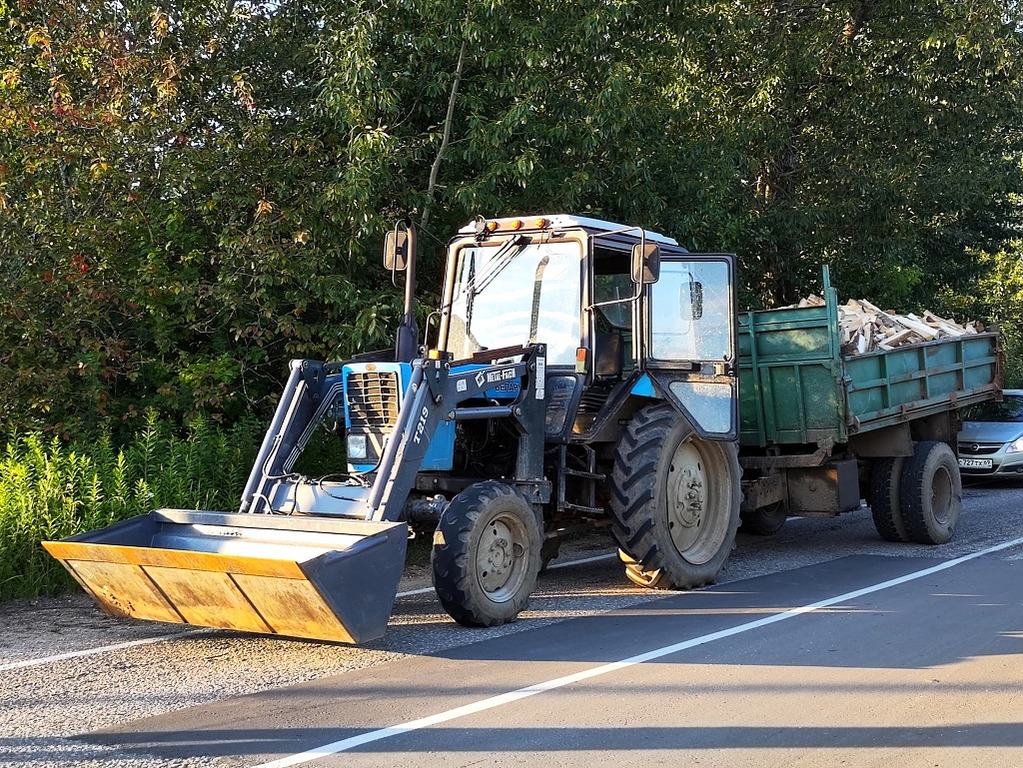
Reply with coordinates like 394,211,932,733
431,481,542,627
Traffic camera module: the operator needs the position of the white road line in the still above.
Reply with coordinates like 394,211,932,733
0,631,200,672
252,534,1023,768
547,552,618,570
392,552,617,599
3,552,617,670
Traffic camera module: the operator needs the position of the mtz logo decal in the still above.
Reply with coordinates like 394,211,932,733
474,367,516,389
485,368,516,384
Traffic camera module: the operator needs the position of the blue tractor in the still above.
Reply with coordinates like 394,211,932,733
45,215,741,642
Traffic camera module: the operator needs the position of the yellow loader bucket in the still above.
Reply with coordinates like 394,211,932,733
43,509,408,644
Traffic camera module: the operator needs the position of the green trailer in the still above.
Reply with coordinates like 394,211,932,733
736,267,1002,543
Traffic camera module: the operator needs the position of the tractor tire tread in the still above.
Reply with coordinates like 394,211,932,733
609,402,741,591
431,481,541,627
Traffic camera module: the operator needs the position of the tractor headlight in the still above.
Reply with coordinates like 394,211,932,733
346,434,368,460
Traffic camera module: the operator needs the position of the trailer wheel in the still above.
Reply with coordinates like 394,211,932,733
610,402,741,589
869,456,910,542
431,481,542,627
739,502,788,536
900,441,961,545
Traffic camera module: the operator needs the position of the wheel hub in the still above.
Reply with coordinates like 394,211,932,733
478,518,525,595
666,441,708,555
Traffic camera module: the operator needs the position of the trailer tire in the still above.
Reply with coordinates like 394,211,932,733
739,502,788,536
870,456,910,543
431,481,542,627
610,402,741,590
900,441,961,545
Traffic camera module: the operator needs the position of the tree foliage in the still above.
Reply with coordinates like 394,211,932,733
698,1,1023,309
2,0,1022,435
0,0,404,434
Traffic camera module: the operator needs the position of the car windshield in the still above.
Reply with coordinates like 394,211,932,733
445,238,583,365
964,396,1023,423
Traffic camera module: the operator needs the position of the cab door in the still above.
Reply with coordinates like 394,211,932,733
644,255,738,440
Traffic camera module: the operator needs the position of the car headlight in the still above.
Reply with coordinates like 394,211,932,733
1007,437,1023,454
346,434,368,460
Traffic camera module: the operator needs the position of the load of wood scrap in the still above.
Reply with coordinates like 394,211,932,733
838,299,986,355
790,294,985,355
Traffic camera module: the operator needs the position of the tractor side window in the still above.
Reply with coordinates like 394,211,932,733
649,260,732,362
593,273,633,328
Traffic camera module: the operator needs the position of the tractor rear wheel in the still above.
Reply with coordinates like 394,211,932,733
610,403,741,589
431,481,542,627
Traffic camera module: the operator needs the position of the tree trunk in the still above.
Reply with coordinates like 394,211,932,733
421,34,468,232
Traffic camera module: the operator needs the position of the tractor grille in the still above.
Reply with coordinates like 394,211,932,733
347,371,400,431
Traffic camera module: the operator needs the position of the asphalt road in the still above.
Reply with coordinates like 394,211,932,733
3,478,1023,768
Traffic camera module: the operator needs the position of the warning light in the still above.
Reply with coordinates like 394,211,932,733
509,219,523,230
535,218,548,228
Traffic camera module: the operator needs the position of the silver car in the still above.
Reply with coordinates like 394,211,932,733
957,389,1023,477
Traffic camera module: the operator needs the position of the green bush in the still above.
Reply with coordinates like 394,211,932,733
0,413,263,601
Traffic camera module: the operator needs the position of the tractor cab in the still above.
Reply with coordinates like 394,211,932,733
431,215,737,444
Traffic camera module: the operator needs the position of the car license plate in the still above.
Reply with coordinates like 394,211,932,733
958,458,993,469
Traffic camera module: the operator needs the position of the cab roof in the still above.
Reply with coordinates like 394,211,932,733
456,214,679,246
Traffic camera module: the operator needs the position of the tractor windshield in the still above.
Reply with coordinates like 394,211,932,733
446,238,583,365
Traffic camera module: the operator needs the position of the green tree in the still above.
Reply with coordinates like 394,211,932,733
313,1,750,289
663,1,1023,308
943,240,1023,386
0,0,403,435
314,0,1023,311
2,0,1021,436
0,0,172,431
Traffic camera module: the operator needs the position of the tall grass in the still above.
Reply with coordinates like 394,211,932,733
0,413,263,601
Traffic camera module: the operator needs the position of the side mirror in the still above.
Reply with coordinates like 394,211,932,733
384,226,416,272
631,242,660,285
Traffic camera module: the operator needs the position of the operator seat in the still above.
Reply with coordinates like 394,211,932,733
593,332,625,379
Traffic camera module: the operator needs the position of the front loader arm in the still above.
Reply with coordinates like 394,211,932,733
239,359,340,514
240,347,547,521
